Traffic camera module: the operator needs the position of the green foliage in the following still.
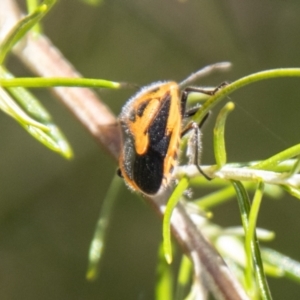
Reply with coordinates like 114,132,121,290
160,67,300,298
0,0,56,64
0,67,73,158
86,175,122,281
0,0,122,158
2,1,300,299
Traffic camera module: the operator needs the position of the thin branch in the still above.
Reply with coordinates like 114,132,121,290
177,165,300,187
0,1,249,299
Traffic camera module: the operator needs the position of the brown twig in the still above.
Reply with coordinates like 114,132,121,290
0,1,249,299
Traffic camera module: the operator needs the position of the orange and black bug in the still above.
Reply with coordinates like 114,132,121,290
117,63,229,196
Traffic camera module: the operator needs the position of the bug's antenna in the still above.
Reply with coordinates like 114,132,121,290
118,82,140,89
179,62,231,89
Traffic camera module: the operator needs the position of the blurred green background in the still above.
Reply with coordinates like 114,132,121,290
2,0,300,298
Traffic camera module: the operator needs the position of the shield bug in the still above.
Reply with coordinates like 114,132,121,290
117,63,229,196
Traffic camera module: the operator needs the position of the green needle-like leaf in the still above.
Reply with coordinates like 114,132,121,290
232,180,272,300
282,185,300,199
156,242,173,300
194,182,254,210
0,77,122,89
251,144,300,171
163,177,189,264
175,255,192,300
1,67,51,122
27,0,43,34
86,175,122,281
0,68,73,158
0,87,48,131
0,0,57,64
195,68,300,124
262,248,300,283
213,101,235,168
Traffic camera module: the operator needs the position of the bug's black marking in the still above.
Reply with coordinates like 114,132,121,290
134,149,164,194
147,93,171,149
133,93,172,194
116,168,123,178
129,110,136,122
137,100,150,117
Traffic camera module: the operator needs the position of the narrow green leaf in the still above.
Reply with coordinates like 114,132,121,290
213,102,235,168
231,180,272,300
27,0,40,13
156,242,173,300
251,144,300,171
0,87,49,131
0,69,73,158
282,185,300,199
0,77,122,89
262,248,300,283
175,255,192,300
44,124,73,159
194,182,254,210
195,68,300,125
0,0,57,64
222,227,275,242
247,181,272,300
286,155,300,177
86,175,122,281
231,180,253,294
27,0,43,34
1,67,51,122
163,177,189,264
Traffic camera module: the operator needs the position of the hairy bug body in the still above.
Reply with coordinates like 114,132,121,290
117,65,227,195
119,82,181,195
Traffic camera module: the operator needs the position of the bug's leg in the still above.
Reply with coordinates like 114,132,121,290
184,107,211,129
183,106,200,117
184,81,228,96
180,89,210,121
180,89,189,117
180,81,228,119
179,82,228,179
181,122,211,180
179,62,231,88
